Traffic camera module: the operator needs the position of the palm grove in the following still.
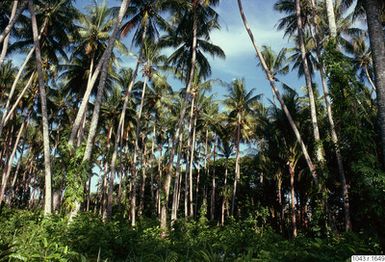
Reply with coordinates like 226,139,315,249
0,0,385,253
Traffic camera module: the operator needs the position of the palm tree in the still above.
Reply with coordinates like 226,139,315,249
28,0,52,215
218,135,234,225
224,79,260,216
68,0,130,149
159,0,224,233
107,0,171,221
68,0,131,220
295,0,325,166
64,2,125,146
237,0,318,181
345,34,376,93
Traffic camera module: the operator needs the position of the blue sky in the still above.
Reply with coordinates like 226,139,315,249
74,0,304,105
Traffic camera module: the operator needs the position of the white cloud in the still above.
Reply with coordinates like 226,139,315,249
211,23,283,59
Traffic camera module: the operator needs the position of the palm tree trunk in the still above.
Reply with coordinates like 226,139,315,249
237,0,318,182
188,115,197,217
0,48,33,135
10,139,25,204
160,162,172,237
221,164,228,226
365,0,385,167
1,73,34,127
325,0,337,38
277,173,284,233
29,0,52,216
130,68,149,226
289,164,297,238
210,146,216,221
0,121,25,205
231,116,241,216
68,0,131,147
296,0,325,165
0,0,21,66
171,133,183,223
157,139,162,216
195,164,201,218
76,56,94,146
0,0,26,45
139,142,147,217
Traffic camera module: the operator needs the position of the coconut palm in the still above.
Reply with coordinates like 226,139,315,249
217,132,234,225
67,0,131,220
158,0,224,233
224,79,260,216
28,0,52,215
237,0,318,181
344,34,376,93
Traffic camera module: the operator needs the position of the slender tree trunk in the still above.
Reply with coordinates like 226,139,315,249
160,161,172,237
231,115,241,216
221,164,228,226
0,0,26,45
171,133,183,223
100,127,112,220
139,142,147,217
184,94,196,217
0,121,25,205
130,64,149,226
2,73,34,127
195,164,201,218
86,175,92,212
188,115,197,217
157,139,162,216
10,140,25,204
69,0,131,147
29,0,52,216
76,56,94,146
237,0,318,181
296,0,325,165
210,139,217,220
0,0,21,66
289,164,297,238
0,50,33,135
277,174,284,233
325,0,337,38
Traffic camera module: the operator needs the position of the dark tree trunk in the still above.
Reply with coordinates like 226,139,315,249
364,0,385,166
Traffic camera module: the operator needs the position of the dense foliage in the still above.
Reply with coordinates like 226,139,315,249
1,0,385,260
0,209,381,261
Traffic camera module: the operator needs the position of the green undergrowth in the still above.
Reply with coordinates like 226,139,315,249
0,209,382,261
